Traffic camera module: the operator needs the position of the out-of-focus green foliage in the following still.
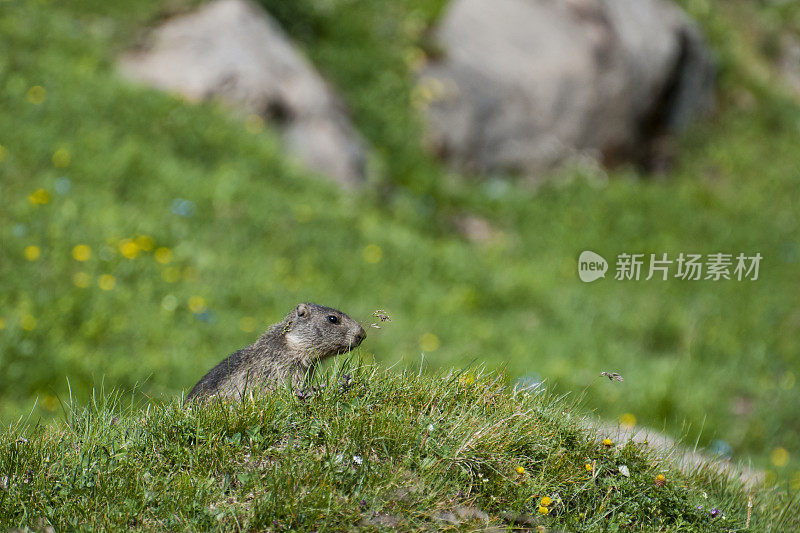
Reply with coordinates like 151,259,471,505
260,0,449,197
1,0,799,487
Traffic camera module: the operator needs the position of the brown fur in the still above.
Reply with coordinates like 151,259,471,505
187,303,366,401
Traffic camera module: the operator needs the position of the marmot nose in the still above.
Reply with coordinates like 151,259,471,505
354,326,366,346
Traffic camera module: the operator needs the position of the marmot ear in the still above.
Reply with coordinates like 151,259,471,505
296,303,309,318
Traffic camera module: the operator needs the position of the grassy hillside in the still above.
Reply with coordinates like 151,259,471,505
3,364,797,531
1,0,799,492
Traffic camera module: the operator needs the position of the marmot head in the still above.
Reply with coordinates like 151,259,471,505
284,303,366,363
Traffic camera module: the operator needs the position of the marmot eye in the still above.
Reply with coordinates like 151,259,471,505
327,315,339,324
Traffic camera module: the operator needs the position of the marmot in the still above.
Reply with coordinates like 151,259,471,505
187,303,366,401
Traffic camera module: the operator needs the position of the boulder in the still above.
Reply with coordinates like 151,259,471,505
119,0,366,187
419,0,716,178
779,33,800,97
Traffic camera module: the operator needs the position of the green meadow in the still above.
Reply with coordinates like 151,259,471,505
2,364,797,530
1,0,799,507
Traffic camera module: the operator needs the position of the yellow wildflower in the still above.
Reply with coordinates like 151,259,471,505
72,272,91,288
619,413,636,428
20,314,36,331
363,244,382,264
72,244,91,262
28,188,51,205
602,438,613,447
538,506,549,515
771,447,789,467
540,496,552,507
585,463,593,472
52,148,70,168
24,245,41,261
188,296,206,314
119,239,139,259
419,332,440,352
98,274,116,291
654,474,666,486
135,235,155,251
460,373,475,386
26,85,46,104
515,466,525,475
154,247,172,264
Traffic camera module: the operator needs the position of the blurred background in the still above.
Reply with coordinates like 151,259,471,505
1,0,799,486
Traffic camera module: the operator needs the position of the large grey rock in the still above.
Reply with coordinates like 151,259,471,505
119,0,366,187
419,0,716,178
779,33,800,97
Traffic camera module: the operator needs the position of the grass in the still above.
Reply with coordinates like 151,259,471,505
3,362,797,531
1,0,800,498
